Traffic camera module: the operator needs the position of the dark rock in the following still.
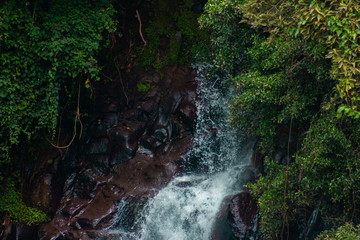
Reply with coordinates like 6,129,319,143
109,120,145,146
211,196,234,240
25,172,52,211
140,98,159,120
83,154,110,174
110,147,135,166
213,192,259,240
40,135,193,240
85,138,110,155
108,120,145,166
139,134,162,151
142,86,159,100
229,192,259,239
211,192,259,240
86,122,108,139
174,84,197,121
101,101,123,113
297,208,325,240
5,224,39,240
101,113,119,129
153,128,168,143
140,72,160,85
64,172,97,200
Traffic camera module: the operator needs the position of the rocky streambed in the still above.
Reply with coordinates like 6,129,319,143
6,65,260,240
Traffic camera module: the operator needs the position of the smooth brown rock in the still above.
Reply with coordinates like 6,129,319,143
212,192,259,240
229,192,259,239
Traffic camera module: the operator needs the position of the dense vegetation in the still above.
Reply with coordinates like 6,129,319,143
0,0,116,224
201,0,360,239
0,0,205,229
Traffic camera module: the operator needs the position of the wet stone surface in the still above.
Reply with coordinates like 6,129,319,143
212,192,259,240
38,66,197,240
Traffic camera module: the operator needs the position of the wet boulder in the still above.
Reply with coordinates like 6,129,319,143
212,192,259,240
85,137,110,155
229,192,259,239
109,120,145,166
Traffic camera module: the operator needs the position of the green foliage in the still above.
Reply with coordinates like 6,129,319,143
248,109,360,239
230,36,333,152
0,182,47,225
0,0,116,224
238,0,360,118
0,0,116,145
137,82,154,92
249,159,300,239
199,0,255,73
295,110,360,216
201,0,360,238
316,223,360,240
137,0,209,70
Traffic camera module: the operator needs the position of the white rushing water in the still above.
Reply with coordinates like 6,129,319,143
107,64,254,240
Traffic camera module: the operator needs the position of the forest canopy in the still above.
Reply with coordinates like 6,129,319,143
201,0,360,239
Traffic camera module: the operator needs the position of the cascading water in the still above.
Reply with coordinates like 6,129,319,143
106,64,254,240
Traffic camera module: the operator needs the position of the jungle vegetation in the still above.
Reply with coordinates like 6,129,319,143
200,0,360,239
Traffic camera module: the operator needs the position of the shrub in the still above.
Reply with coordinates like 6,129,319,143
316,223,360,240
0,182,47,225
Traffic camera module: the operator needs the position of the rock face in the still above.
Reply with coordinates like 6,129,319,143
229,192,259,239
212,192,259,240
37,66,197,240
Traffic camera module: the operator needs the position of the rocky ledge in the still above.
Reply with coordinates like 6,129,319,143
29,66,197,240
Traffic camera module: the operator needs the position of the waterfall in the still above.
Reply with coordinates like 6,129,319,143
106,64,254,240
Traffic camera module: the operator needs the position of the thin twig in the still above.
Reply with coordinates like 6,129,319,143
135,9,147,45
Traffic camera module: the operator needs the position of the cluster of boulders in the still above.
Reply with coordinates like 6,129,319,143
35,66,197,239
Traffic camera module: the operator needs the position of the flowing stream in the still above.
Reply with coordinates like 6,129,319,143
106,64,254,240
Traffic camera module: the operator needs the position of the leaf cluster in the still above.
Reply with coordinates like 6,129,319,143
240,0,360,118
0,0,116,224
0,181,47,225
199,0,255,74
230,36,333,153
248,109,360,238
316,222,360,240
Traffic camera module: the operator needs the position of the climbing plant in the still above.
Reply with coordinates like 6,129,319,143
0,0,115,145
0,0,116,225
